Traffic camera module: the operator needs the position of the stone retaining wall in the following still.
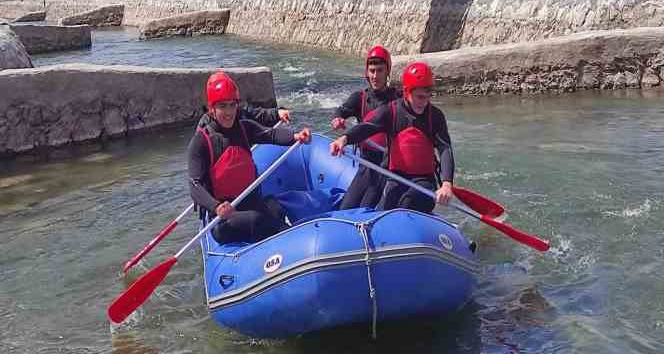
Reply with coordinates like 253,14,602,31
31,0,664,55
221,0,434,56
392,27,664,95
10,24,91,54
460,0,664,49
220,0,664,55
0,64,276,156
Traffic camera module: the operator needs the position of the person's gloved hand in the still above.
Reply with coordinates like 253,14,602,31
278,109,291,123
294,128,312,144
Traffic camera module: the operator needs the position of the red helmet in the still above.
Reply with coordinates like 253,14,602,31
402,62,434,96
365,45,391,76
206,72,240,110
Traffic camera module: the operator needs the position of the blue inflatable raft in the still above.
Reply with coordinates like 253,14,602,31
199,134,480,338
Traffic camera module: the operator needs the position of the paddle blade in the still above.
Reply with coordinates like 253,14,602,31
453,186,505,218
108,257,178,324
480,215,550,252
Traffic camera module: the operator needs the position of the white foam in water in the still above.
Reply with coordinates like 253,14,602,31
541,233,599,274
109,307,143,335
591,191,613,201
281,90,349,109
462,171,507,181
548,234,572,260
602,199,653,218
290,71,316,78
576,254,596,271
282,65,301,72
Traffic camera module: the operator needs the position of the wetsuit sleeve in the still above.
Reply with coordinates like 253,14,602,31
344,104,391,145
333,91,362,119
243,105,281,126
433,109,455,183
187,132,222,212
243,119,296,146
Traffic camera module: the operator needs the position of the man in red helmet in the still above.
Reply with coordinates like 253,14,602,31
330,45,402,210
197,72,291,128
188,72,312,244
329,62,454,213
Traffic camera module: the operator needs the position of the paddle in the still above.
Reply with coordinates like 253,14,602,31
108,141,302,324
341,151,550,251
122,121,284,274
362,140,505,218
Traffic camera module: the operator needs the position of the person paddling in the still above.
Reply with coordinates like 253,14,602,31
188,72,311,243
330,45,402,210
330,62,454,213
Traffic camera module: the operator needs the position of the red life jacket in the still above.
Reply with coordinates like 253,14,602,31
197,123,256,200
359,90,387,151
387,100,436,175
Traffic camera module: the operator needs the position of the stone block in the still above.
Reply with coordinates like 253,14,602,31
139,9,230,40
393,27,664,95
59,4,124,27
0,25,32,69
10,24,91,54
13,11,46,23
0,64,277,156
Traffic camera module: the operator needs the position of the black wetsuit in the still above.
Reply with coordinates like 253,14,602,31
344,98,454,213
334,87,401,209
187,115,294,243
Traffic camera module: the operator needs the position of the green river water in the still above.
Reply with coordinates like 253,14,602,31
1,27,663,353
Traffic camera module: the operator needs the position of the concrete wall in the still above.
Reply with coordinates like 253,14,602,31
460,0,664,48
24,0,664,55
392,27,664,95
0,1,43,21
220,0,664,55
220,0,433,56
0,64,276,156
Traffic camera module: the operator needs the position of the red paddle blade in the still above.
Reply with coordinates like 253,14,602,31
108,257,178,324
480,215,550,252
453,186,505,218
